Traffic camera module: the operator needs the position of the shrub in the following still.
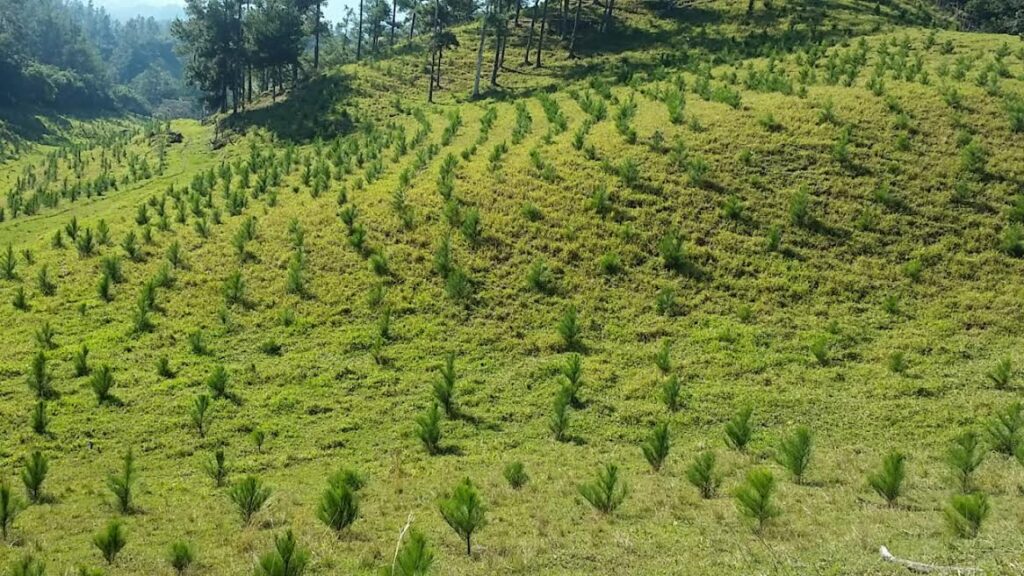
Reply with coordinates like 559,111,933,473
888,351,908,374
655,286,677,316
229,476,271,525
90,365,115,405
725,406,754,452
27,351,53,400
0,244,15,279
76,228,96,257
945,493,989,538
686,451,722,499
654,340,672,374
156,356,175,379
36,265,56,296
578,463,628,514
445,268,472,302
560,354,584,406
254,530,309,576
7,554,45,576
169,541,195,575
1007,95,1024,133
460,208,482,246
93,519,126,564
317,475,360,534
107,449,136,514
224,270,246,306
432,236,452,278
557,306,583,351
867,451,906,507
191,394,212,437
527,259,555,294
521,202,543,222
286,256,306,296
0,479,20,540
987,357,1013,389
12,286,28,310
959,141,988,178
789,186,811,226
433,353,457,417
1001,224,1024,257
31,401,48,435
206,365,229,399
986,402,1023,455
73,344,90,377
948,431,985,493
20,451,48,504
734,468,780,532
251,429,267,453
439,478,486,556
658,231,691,274
810,336,829,366
167,240,183,268
416,403,442,455
775,426,813,484
203,448,228,487
35,321,56,349
550,387,571,442
642,422,671,472
598,251,622,276
393,529,434,576
503,462,528,490
661,374,683,412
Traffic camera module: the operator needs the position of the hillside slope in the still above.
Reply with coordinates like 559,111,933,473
2,2,1024,574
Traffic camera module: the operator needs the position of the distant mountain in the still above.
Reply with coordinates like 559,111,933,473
105,3,184,22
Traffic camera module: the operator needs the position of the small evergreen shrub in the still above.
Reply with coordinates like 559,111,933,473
416,403,442,455
725,407,754,452
439,478,486,556
93,519,126,564
254,530,309,576
503,462,528,490
641,422,671,472
948,431,985,493
169,540,195,575
578,463,628,514
867,451,906,507
107,449,136,514
734,468,780,533
229,476,271,525
775,426,813,484
686,451,722,499
945,493,989,538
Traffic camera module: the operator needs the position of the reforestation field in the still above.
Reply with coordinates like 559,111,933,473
2,0,1024,574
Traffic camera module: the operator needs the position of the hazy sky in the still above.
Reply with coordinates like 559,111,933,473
92,0,358,24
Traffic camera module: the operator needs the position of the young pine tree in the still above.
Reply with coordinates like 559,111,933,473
945,492,989,538
93,519,127,564
641,422,670,472
229,476,271,526
107,449,137,514
254,530,309,576
948,431,985,493
724,406,754,452
775,426,813,484
734,468,780,533
393,529,434,576
20,451,48,504
686,451,722,499
439,478,487,556
578,463,628,514
867,451,906,507
432,353,457,417
416,403,443,455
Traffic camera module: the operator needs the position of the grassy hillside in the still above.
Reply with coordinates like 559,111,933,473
2,1,1024,574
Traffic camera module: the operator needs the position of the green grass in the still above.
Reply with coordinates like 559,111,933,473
2,1,1024,574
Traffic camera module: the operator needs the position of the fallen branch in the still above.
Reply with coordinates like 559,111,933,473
880,546,981,575
390,512,414,576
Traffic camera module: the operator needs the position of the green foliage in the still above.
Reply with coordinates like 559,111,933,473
206,365,229,399
20,451,48,504
36,265,56,296
945,493,989,538
90,365,115,405
416,403,443,455
789,185,811,226
229,476,271,525
7,554,45,576
658,231,691,275
392,529,434,576
661,374,683,412
986,357,1013,389
775,426,813,484
73,344,91,377
190,394,212,438
641,422,671,472
986,402,1023,456
578,463,628,514
527,259,555,294
557,306,583,351
432,353,457,417
948,432,985,493
254,530,309,576
107,449,136,514
26,351,54,400
867,451,906,507
168,540,195,575
686,451,722,499
317,472,360,534
503,462,528,490
31,401,49,435
203,449,228,488
724,407,754,452
439,478,486,556
0,479,21,540
734,468,780,532
93,519,126,564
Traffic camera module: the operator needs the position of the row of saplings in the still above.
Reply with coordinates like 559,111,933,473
4,399,1020,574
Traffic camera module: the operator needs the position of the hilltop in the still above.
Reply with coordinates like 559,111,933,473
1,1,1024,574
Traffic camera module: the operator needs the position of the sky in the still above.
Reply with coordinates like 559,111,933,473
91,0,357,24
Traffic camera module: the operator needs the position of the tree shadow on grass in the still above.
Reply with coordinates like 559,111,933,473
218,73,357,144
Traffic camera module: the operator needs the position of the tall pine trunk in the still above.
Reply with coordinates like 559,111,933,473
535,0,548,68
391,0,398,45
357,0,364,60
314,0,322,70
524,0,538,63
472,2,488,99
568,0,581,57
